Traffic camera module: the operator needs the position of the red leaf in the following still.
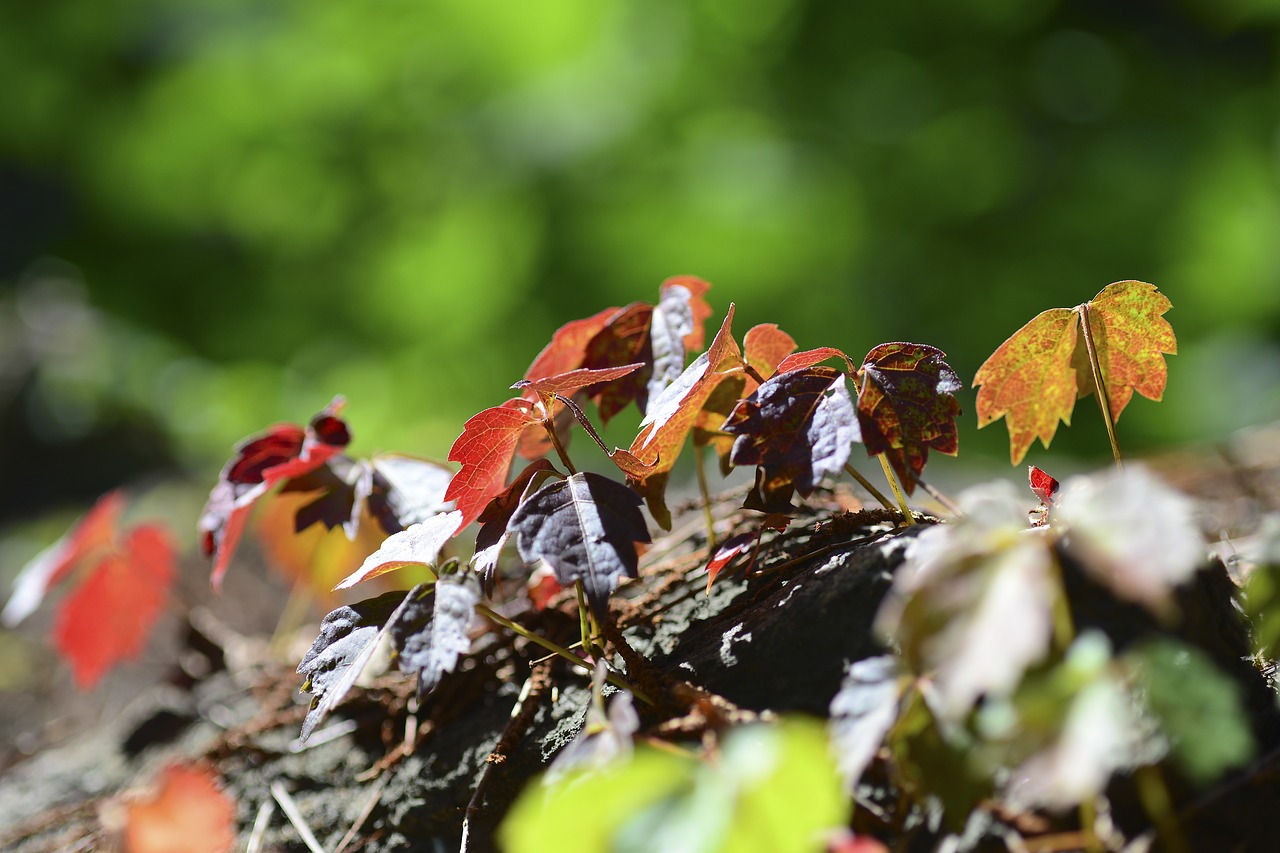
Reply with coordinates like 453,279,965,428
122,764,235,853
200,397,352,590
776,347,857,375
2,490,126,627
1029,465,1060,506
445,403,540,533
523,306,619,383
705,513,790,592
855,343,962,494
514,363,645,401
52,525,175,688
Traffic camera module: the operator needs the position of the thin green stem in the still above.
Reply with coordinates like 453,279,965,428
694,447,718,550
1048,557,1076,652
876,454,916,526
575,580,595,659
843,462,896,512
475,602,647,701
1078,797,1102,853
1076,303,1123,470
1134,765,1189,853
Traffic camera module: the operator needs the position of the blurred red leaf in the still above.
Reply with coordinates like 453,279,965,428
123,764,235,853
200,397,351,590
2,490,126,627
445,403,540,534
53,525,175,689
856,343,962,494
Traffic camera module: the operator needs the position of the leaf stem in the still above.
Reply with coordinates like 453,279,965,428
574,580,600,660
1078,797,1102,853
742,362,768,386
475,602,644,700
542,415,578,475
843,463,896,513
694,447,718,550
1076,303,1123,470
876,455,916,526
1134,765,1189,853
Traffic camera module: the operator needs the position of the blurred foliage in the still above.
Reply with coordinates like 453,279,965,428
3,0,1280,521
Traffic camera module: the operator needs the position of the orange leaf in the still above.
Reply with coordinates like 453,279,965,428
123,764,235,853
974,281,1175,464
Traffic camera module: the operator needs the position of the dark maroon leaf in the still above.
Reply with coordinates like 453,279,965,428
704,513,790,592
389,577,478,701
581,303,654,424
472,459,562,592
855,343,962,494
723,366,862,512
297,586,409,742
508,472,651,614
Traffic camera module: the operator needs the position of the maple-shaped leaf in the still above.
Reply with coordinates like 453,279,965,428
298,581,476,740
297,587,408,742
472,459,561,590
742,323,798,379
389,577,478,700
508,471,651,613
974,280,1176,464
2,491,177,689
121,764,236,853
53,525,176,689
855,342,962,494
200,397,351,590
579,278,714,424
627,306,744,527
332,509,463,590
445,402,540,533
2,490,126,627
723,366,862,512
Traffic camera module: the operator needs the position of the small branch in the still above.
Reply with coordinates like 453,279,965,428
876,455,916,526
1076,303,1123,469
843,463,896,512
742,362,768,386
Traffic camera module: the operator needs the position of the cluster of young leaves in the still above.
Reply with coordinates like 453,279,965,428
197,396,453,590
831,469,1253,827
974,280,1177,464
1,491,176,688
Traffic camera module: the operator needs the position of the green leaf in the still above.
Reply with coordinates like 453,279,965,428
1129,638,1254,784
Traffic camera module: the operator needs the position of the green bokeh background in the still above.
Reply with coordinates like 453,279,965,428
4,0,1280,524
